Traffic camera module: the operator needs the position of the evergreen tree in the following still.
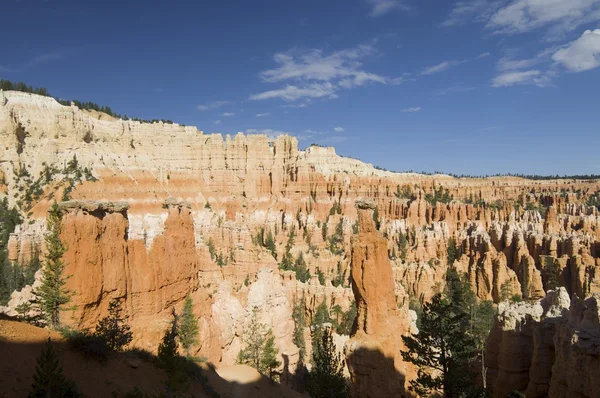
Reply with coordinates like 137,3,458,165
94,299,133,351
157,309,188,395
265,229,277,259
36,203,73,329
322,222,328,242
541,256,562,291
178,295,199,357
336,302,357,336
401,293,477,398
260,330,281,378
398,233,408,262
317,268,326,286
447,237,458,266
312,300,331,327
471,300,495,392
292,299,307,361
306,327,349,398
332,261,345,287
294,253,311,283
29,338,80,397
237,307,281,376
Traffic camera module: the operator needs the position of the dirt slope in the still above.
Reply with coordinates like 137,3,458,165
0,318,305,398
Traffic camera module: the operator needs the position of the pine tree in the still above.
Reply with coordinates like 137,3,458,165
36,203,73,329
447,237,458,266
265,229,277,259
94,299,133,351
312,300,331,327
178,295,199,357
260,330,281,378
471,300,495,392
29,338,80,397
157,309,188,395
292,299,307,361
306,327,349,398
237,307,281,376
398,232,408,262
401,294,477,398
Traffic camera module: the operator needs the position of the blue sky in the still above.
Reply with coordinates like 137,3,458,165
1,0,599,175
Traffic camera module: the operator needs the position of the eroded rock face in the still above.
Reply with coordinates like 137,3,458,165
486,288,600,398
344,206,411,398
549,294,600,398
57,200,199,347
1,90,600,389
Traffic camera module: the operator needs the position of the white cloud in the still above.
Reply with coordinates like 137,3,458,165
250,83,337,101
488,0,600,35
366,0,408,17
477,52,492,58
214,120,222,125
553,29,600,72
250,44,406,102
197,100,231,111
497,54,540,71
443,0,600,38
256,113,271,117
259,45,379,83
245,128,292,140
491,70,552,87
221,112,235,117
401,106,421,112
420,60,464,75
441,0,501,27
333,127,345,133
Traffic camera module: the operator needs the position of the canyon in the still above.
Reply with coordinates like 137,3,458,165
1,90,600,396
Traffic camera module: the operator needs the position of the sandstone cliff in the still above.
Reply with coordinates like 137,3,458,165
1,90,600,393
344,199,412,397
486,288,600,398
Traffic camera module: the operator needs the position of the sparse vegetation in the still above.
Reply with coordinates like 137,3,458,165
424,185,453,205
94,299,133,352
306,327,349,398
29,338,81,397
237,307,281,378
1,79,176,124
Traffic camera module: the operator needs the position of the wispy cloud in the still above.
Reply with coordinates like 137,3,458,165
488,0,600,36
420,60,465,75
0,51,62,73
197,100,231,111
442,0,600,39
491,70,552,87
250,44,409,103
553,29,600,72
366,0,409,17
24,52,61,68
221,112,235,117
250,83,337,101
492,47,560,87
440,0,500,28
256,112,271,117
401,106,421,112
435,84,477,96
477,52,491,58
245,128,293,140
214,120,222,125
298,128,348,143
